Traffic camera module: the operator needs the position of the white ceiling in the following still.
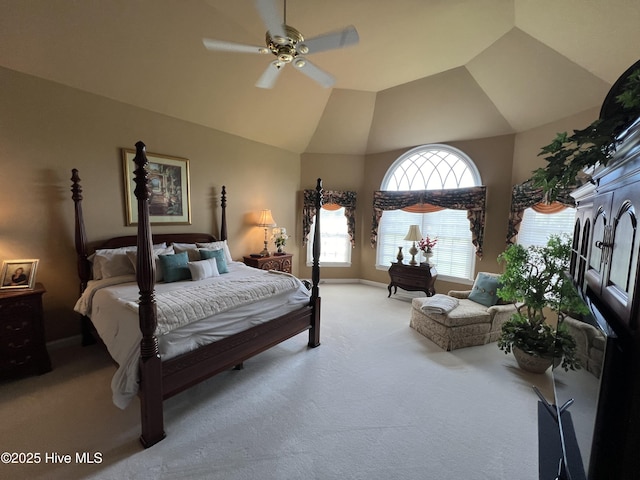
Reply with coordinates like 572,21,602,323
1,0,639,154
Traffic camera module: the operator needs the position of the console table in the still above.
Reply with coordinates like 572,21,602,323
388,262,437,297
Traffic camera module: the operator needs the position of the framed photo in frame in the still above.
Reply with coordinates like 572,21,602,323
1,259,39,290
122,149,192,225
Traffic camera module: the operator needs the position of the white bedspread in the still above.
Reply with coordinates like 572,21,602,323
74,262,311,408
122,271,301,335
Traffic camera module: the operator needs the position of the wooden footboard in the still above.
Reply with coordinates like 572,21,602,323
71,141,322,448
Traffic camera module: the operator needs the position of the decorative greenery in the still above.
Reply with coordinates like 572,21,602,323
496,234,589,371
531,67,640,201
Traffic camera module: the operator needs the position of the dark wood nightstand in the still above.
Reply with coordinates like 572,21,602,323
388,262,437,297
243,254,293,273
0,283,51,380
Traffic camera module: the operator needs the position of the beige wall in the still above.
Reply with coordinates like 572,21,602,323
512,107,600,184
1,65,600,342
0,66,301,341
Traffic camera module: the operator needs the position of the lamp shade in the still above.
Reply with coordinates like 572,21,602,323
258,209,277,227
404,225,423,242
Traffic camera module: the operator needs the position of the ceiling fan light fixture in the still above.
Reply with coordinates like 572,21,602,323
203,0,359,88
266,25,304,51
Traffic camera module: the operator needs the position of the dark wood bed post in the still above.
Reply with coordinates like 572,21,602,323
71,169,96,346
220,186,227,241
309,178,322,348
133,141,166,447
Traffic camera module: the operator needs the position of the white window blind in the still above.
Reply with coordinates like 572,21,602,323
376,209,474,279
517,207,577,248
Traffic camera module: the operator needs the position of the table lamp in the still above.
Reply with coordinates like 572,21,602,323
258,209,277,256
404,225,423,266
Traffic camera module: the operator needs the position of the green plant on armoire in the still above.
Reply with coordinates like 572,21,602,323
532,65,640,201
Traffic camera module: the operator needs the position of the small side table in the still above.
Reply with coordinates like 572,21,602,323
388,262,437,297
0,283,52,380
243,254,293,273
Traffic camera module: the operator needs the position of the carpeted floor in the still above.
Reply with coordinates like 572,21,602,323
1,283,594,480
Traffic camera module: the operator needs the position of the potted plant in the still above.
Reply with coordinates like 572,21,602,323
531,65,640,201
496,234,589,373
418,235,438,265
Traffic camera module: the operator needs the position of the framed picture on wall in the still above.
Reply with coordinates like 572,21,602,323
0,259,39,290
122,148,192,226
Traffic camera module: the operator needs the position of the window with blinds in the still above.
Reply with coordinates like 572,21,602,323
306,207,352,266
517,206,577,249
376,144,481,281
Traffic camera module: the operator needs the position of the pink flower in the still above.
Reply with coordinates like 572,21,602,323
418,236,438,253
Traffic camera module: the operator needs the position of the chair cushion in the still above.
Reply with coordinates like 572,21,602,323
468,272,501,307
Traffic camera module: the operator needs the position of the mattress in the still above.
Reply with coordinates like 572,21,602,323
74,262,311,408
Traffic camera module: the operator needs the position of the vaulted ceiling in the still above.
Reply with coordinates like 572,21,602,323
1,0,639,154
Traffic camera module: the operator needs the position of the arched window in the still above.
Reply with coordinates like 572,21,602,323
376,145,482,281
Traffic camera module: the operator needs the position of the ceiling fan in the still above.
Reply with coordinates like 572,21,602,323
202,0,359,89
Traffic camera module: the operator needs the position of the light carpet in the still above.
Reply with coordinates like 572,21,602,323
1,283,565,480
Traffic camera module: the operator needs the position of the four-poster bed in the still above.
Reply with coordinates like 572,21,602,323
71,141,322,448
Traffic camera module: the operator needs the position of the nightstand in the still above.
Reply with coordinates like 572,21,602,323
0,283,51,380
243,254,293,273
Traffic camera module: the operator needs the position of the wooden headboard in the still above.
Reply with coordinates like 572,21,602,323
98,233,219,249
70,169,227,294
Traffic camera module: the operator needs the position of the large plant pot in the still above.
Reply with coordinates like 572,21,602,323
513,347,553,374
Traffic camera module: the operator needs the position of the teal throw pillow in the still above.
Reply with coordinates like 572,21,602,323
158,251,191,283
468,272,500,307
199,249,229,274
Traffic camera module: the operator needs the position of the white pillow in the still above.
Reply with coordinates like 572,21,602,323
172,243,200,261
196,240,233,263
126,246,175,282
92,246,137,280
187,258,220,281
92,243,168,280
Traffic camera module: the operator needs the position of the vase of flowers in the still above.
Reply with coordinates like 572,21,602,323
418,236,437,264
272,227,289,254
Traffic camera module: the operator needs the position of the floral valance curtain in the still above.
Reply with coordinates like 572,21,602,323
303,189,357,247
506,180,575,245
371,186,487,258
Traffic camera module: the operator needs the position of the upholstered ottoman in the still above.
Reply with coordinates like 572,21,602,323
409,288,518,351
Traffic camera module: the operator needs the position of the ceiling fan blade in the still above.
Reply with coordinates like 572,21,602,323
254,0,286,41
293,58,335,88
202,38,268,54
256,61,286,89
296,26,359,55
